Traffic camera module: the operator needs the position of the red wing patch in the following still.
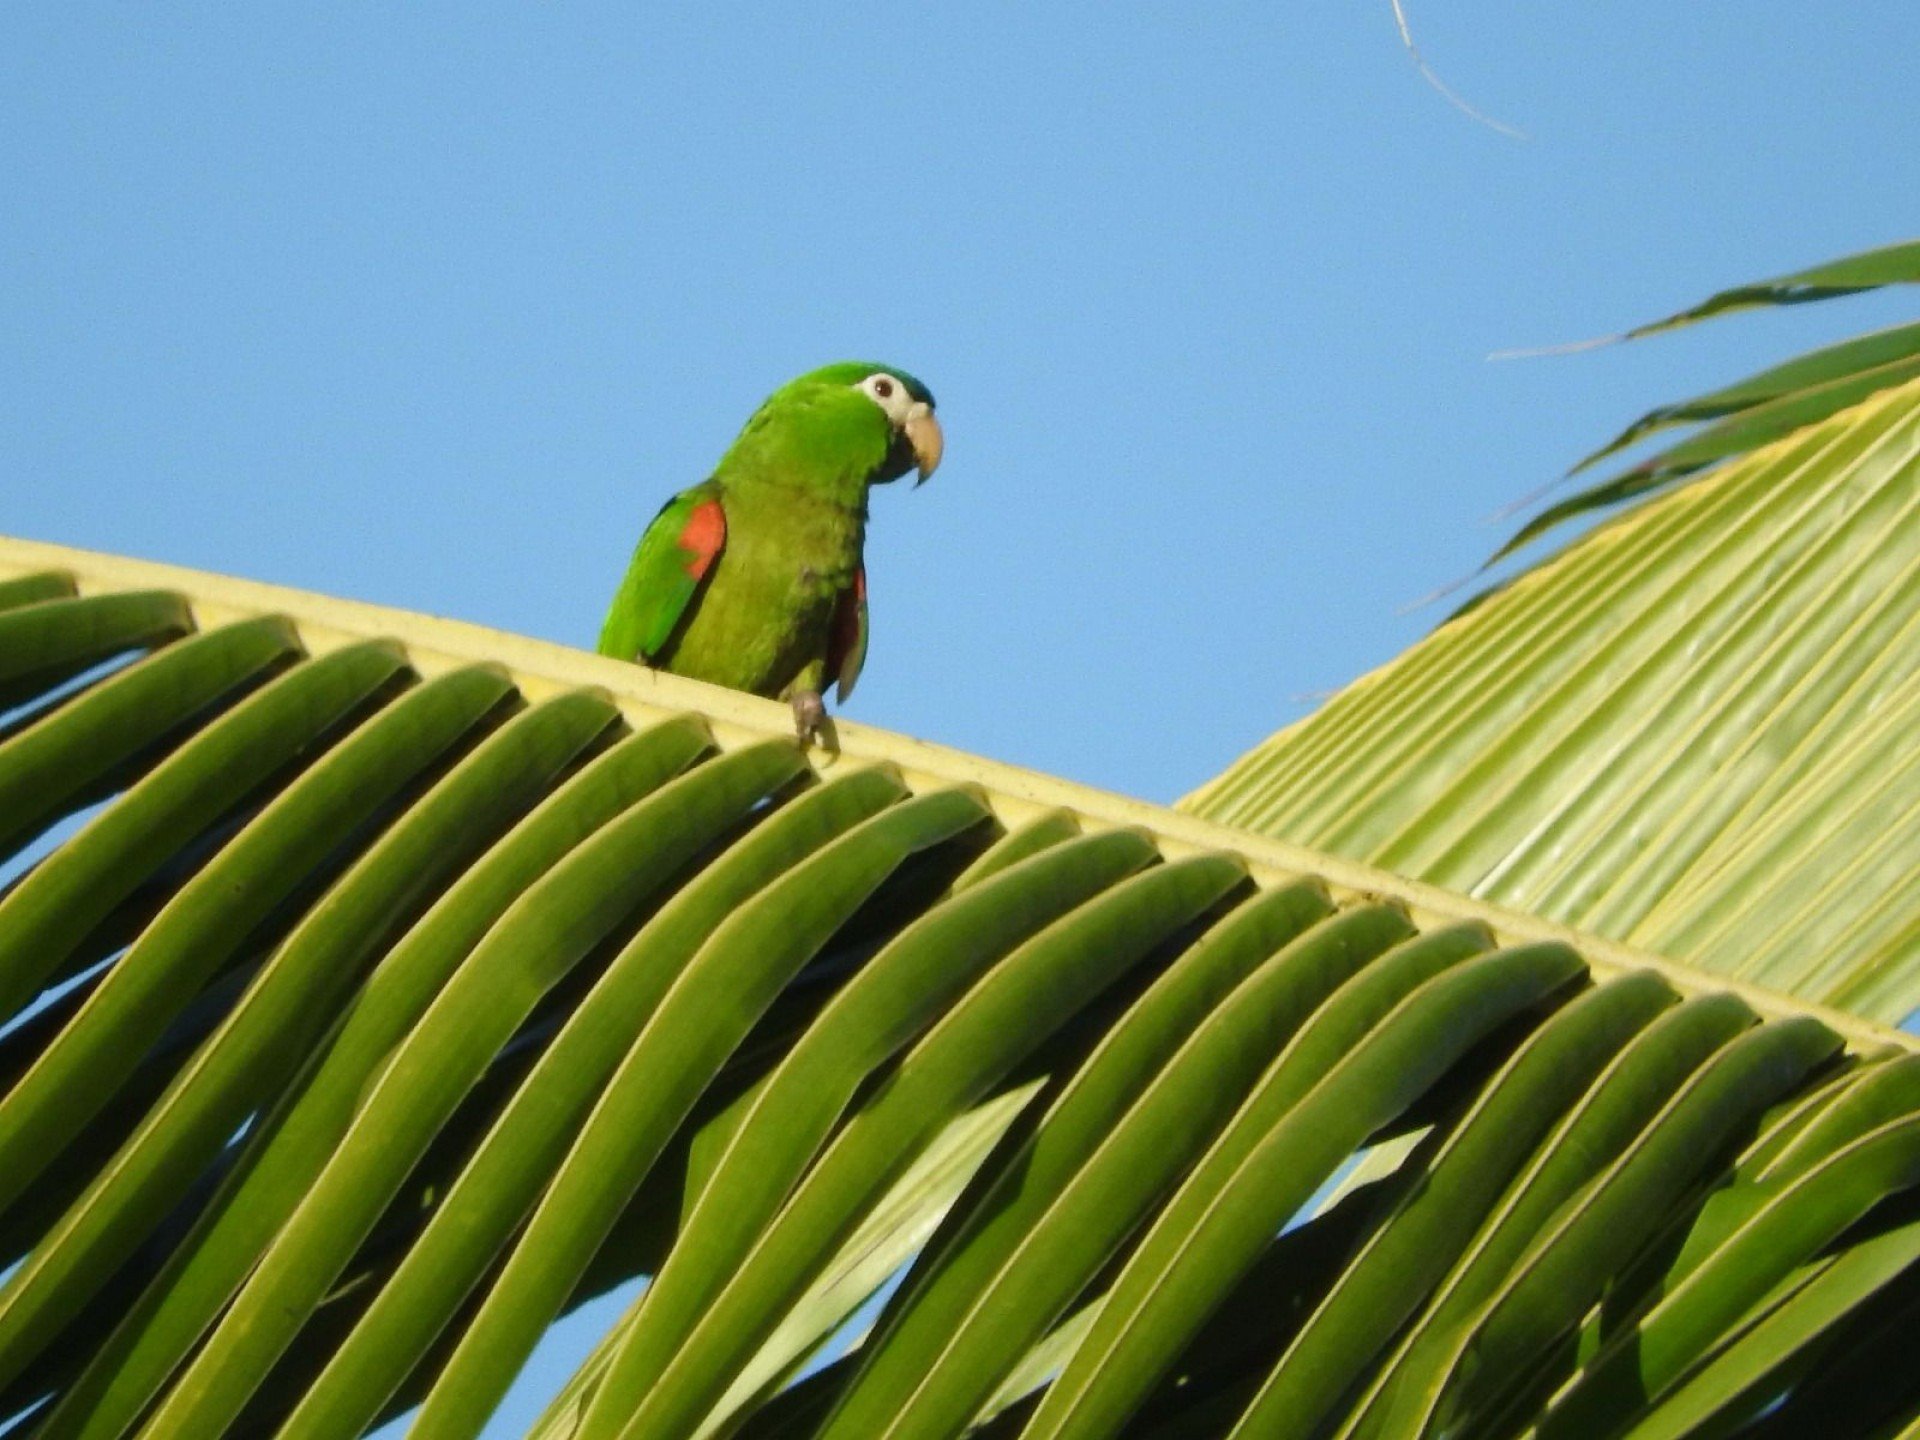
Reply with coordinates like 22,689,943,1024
677,498,727,580
828,567,869,702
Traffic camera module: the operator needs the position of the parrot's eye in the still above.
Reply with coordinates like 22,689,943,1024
856,371,914,424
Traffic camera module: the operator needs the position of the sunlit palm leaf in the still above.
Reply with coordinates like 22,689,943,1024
1189,374,1920,1025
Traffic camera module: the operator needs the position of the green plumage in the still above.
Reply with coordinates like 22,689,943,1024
598,362,937,714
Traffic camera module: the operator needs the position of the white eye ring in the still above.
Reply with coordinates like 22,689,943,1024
857,372,914,425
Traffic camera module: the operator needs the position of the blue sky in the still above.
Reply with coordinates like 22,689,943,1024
6,5,1919,807
5,5,1919,1435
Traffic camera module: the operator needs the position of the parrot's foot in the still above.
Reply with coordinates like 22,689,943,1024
790,688,826,744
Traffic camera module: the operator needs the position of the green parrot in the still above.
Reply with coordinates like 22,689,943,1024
598,362,942,738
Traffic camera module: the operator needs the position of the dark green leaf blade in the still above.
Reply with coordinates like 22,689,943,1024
0,591,193,710
1623,239,1920,341
1571,320,1920,476
1493,353,1920,563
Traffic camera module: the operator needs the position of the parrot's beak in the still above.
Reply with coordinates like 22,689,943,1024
904,404,943,485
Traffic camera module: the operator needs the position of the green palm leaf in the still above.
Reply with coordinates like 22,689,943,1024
1491,239,1920,561
4,529,1920,1440
1189,371,1920,1024
1619,240,1920,340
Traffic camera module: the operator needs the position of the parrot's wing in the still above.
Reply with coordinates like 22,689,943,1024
596,483,728,663
827,567,868,702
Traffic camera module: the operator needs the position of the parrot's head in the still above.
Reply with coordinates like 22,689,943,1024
760,361,943,489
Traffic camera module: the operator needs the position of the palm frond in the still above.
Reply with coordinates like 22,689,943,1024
1189,374,1920,1024
1493,238,1920,561
4,536,1920,1439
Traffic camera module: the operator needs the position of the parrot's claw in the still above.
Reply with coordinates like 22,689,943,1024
790,689,827,744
